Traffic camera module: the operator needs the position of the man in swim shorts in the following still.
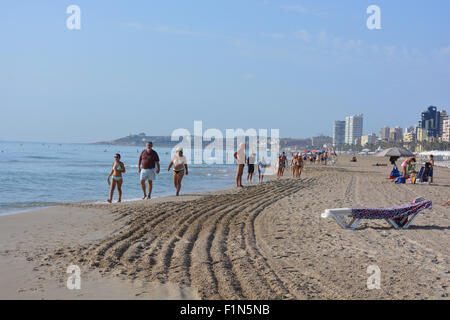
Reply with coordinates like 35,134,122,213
138,141,160,199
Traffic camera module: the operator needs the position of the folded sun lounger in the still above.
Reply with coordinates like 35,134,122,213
321,198,432,230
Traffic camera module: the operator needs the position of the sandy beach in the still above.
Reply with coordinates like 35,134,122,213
1,155,449,300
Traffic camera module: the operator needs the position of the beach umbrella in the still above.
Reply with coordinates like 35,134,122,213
376,147,414,157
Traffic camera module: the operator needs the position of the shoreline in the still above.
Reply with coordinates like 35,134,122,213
0,180,244,217
0,164,278,217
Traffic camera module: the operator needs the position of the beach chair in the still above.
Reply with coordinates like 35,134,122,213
321,198,432,230
415,166,431,184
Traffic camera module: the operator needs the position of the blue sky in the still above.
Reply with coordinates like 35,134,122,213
0,0,449,143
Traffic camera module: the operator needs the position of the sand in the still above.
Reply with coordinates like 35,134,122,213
0,155,449,300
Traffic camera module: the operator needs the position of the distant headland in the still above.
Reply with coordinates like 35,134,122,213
92,133,333,151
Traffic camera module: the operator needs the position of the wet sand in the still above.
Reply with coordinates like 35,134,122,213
1,155,449,299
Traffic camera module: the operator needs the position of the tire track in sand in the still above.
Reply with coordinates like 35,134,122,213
46,178,312,299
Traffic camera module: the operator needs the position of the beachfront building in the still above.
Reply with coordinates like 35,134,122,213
403,126,416,143
379,126,390,141
440,110,448,139
333,121,346,147
361,133,377,146
389,127,403,142
421,106,441,139
345,114,363,145
443,118,450,142
416,125,428,142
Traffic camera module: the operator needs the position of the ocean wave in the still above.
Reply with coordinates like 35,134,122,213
25,155,63,160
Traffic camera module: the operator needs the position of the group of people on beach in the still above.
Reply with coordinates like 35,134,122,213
107,141,188,203
290,153,304,178
277,151,336,180
234,146,337,187
107,141,341,201
274,151,302,179
106,143,446,207
391,154,436,183
233,143,268,187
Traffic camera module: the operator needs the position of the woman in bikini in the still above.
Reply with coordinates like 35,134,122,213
291,154,297,177
168,147,188,196
277,153,287,179
296,153,304,178
107,153,126,203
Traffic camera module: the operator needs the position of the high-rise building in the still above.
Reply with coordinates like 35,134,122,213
421,106,441,139
379,126,390,141
440,110,448,138
403,127,416,143
361,133,377,146
389,126,403,142
333,121,346,146
443,118,450,142
416,123,428,142
345,114,363,145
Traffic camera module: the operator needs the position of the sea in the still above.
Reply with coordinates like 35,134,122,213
0,141,243,215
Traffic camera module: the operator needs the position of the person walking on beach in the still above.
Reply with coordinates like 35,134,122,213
258,157,266,182
234,143,245,188
107,153,126,203
168,147,188,196
138,142,160,199
291,154,297,177
296,153,304,178
247,152,256,183
281,152,287,175
277,152,287,179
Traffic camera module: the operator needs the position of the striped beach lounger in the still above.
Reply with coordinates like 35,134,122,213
321,198,432,230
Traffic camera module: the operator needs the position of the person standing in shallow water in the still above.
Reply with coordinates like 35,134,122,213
107,154,125,203
138,142,160,199
234,143,245,188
